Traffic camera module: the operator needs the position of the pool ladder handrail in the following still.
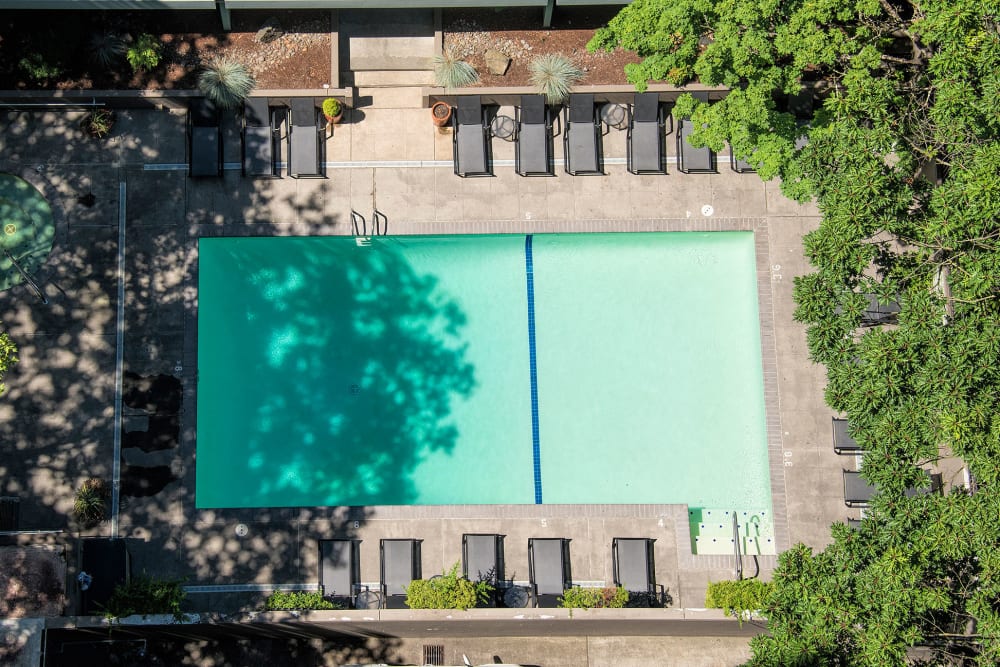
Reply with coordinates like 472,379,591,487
351,210,388,239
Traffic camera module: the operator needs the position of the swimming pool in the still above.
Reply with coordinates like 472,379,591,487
197,233,771,521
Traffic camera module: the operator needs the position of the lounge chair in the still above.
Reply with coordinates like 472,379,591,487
528,537,571,607
242,97,278,178
515,95,554,176
319,539,361,608
188,97,222,178
612,538,663,605
861,293,901,326
843,470,876,508
380,538,421,609
730,150,755,173
676,91,717,174
453,95,492,177
627,93,668,174
287,98,323,178
833,418,865,455
846,518,862,530
563,93,602,175
463,533,505,607
845,468,941,508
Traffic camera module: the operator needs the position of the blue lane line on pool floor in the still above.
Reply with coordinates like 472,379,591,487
525,234,543,504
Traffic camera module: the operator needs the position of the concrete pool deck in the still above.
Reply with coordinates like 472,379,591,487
1,86,841,661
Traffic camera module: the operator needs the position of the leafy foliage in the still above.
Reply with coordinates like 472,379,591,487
405,562,493,610
0,331,17,395
433,50,479,88
264,590,339,611
594,0,1000,663
559,586,629,609
529,54,584,104
80,110,115,139
126,33,162,74
705,579,771,620
321,97,341,119
88,31,126,70
197,58,255,110
103,575,186,621
72,478,108,527
17,52,64,84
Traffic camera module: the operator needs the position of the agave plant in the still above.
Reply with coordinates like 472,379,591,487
73,478,108,527
433,50,479,88
88,31,127,70
198,57,256,109
529,54,585,104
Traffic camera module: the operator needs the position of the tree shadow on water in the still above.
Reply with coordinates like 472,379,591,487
198,236,476,508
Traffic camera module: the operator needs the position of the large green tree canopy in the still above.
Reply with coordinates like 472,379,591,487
593,1,1000,664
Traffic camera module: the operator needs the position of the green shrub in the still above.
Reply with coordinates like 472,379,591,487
405,562,493,610
322,97,341,118
705,579,771,619
72,478,108,527
88,31,126,69
559,586,629,609
103,575,186,620
529,54,584,104
433,50,479,88
264,590,339,611
126,33,162,73
18,52,64,83
80,110,115,139
197,57,256,110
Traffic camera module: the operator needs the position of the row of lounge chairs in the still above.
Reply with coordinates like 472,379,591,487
834,417,942,512
187,97,326,179
452,93,719,178
319,535,664,609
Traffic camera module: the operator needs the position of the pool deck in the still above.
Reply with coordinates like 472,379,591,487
1,87,842,658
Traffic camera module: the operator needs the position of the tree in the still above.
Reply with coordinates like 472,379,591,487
0,330,16,395
593,1,1000,663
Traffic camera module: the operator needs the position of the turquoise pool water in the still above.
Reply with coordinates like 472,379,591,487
197,233,771,516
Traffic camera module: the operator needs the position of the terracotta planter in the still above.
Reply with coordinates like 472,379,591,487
324,111,344,125
431,101,453,127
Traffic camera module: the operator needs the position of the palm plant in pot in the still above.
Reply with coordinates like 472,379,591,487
322,98,344,124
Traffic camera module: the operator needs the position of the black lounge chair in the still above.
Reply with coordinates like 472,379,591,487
612,538,663,605
515,95,554,176
676,92,717,174
453,96,492,177
288,98,323,178
242,97,278,178
845,469,941,508
463,533,505,607
380,538,421,609
528,537,571,607
861,293,901,326
563,93,602,175
843,470,876,508
833,418,865,455
730,150,755,173
846,518,862,530
319,538,361,608
188,97,222,178
627,93,668,174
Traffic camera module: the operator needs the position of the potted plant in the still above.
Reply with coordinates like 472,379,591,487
431,101,452,127
322,97,343,124
80,109,116,139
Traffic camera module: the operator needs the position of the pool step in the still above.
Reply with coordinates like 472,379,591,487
688,508,775,556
